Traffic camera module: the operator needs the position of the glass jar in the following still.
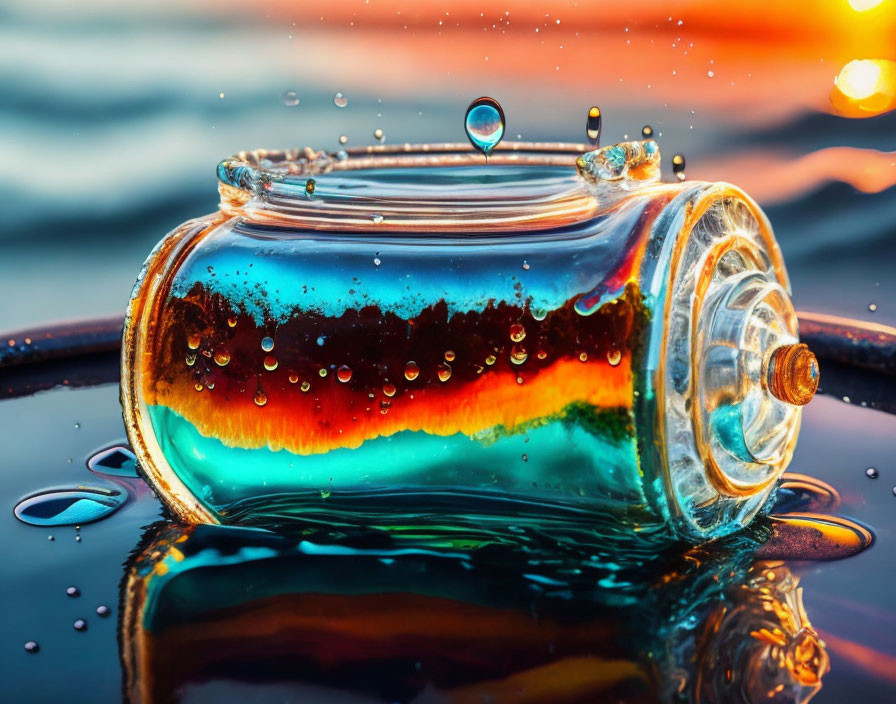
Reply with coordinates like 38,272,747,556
121,141,818,540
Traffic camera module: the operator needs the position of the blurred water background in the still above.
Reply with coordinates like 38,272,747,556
1,0,894,331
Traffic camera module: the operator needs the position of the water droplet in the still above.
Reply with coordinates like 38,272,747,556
339,135,348,145
227,316,238,328
185,353,196,366
521,453,528,462
73,619,87,632
522,260,530,271
337,365,353,383
261,336,275,352
707,70,714,78
96,605,110,617
320,488,332,499
282,90,299,107
288,373,299,384
383,383,397,397
869,303,878,312
536,350,547,360
318,368,328,378
404,361,420,380
373,257,381,266
48,535,54,541
586,106,602,145
509,323,526,342
305,179,316,196
333,92,348,108
66,586,80,598
444,350,456,362
300,381,311,392
187,333,201,350
371,213,384,224
510,345,528,365
74,422,80,429
194,382,204,392
437,363,452,382
579,352,588,362
866,467,879,479
258,354,277,372
87,445,138,477
464,97,505,156
14,487,125,527
672,153,686,181
641,124,654,139
374,128,384,142
607,348,622,366
254,391,267,407
75,535,82,542
214,348,231,367
24,641,39,654
485,355,496,366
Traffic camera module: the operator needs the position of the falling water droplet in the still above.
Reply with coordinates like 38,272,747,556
869,303,878,312
300,381,311,392
437,363,452,382
254,391,268,407
607,348,622,366
672,153,686,181
227,316,238,328
641,124,654,139
261,336,275,352
374,128,385,142
444,350,456,362
73,619,87,632
288,373,299,384
338,135,348,145
464,97,505,156
87,445,138,477
866,467,879,479
24,641,39,654
383,383,397,397
333,92,348,108
66,586,80,598
305,179,315,196
404,361,420,381
510,345,528,365
509,323,526,342
282,90,299,107
214,348,231,367
586,106,602,145
337,365,353,383
579,352,588,362
263,355,278,371
14,487,125,527
187,334,201,350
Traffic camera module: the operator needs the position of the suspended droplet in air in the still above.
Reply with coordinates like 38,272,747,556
464,97,505,157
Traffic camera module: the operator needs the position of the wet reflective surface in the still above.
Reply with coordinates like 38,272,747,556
1,370,895,702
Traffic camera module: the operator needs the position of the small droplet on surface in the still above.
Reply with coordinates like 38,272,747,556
214,348,231,367
641,124,654,139
261,336,275,352
509,323,526,342
404,361,420,381
87,445,138,477
282,90,299,107
607,348,622,366
371,213,384,224
337,365,353,383
25,641,40,653
586,106,602,145
444,350,456,362
73,619,87,632
333,92,348,108
338,135,348,145
437,363,452,382
672,153,686,181
866,467,879,479
263,355,278,371
254,391,268,407
383,383,397,397
96,605,110,618
305,179,315,196
14,487,125,527
300,381,311,392
187,333,201,350
374,128,385,142
464,97,505,156
66,586,80,598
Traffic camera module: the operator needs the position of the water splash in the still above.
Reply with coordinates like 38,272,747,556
14,486,125,527
464,97,505,157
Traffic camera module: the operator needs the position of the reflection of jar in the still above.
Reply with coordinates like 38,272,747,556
121,141,818,539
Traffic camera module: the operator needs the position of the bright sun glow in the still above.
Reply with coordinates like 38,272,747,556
836,60,884,99
848,0,884,10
